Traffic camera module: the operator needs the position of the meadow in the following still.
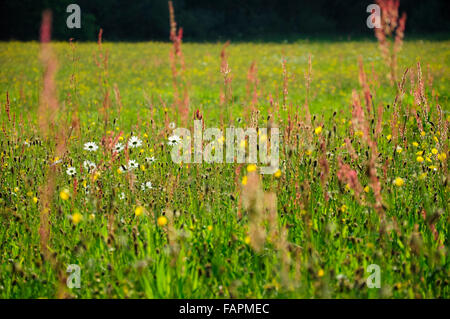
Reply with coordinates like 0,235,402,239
0,37,449,298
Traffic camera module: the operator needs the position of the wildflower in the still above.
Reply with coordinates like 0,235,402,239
119,192,126,200
416,156,424,163
33,197,38,204
393,177,404,187
128,136,143,148
128,160,139,170
364,185,370,193
429,165,437,171
93,171,101,181
431,148,438,155
207,225,213,231
167,135,181,146
420,131,426,137
412,142,419,147
314,126,323,135
340,205,347,213
395,146,403,153
242,175,248,185
437,153,447,161
60,189,70,200
145,156,156,163
72,212,83,225
169,122,176,129
317,269,325,277
66,167,76,176
83,160,96,172
386,134,392,141
247,164,257,172
118,165,127,174
355,130,363,138
114,142,125,153
425,157,432,163
135,206,144,216
84,142,98,152
89,213,95,220
274,169,282,178
416,151,423,156
140,181,153,191
157,216,168,226
244,236,251,245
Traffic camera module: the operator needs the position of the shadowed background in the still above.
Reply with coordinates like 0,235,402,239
1,0,449,41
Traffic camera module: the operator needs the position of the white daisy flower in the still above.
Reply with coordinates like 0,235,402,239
167,135,181,146
128,136,142,148
128,160,139,170
145,156,156,163
84,142,98,152
83,160,97,172
119,192,126,200
66,167,76,176
114,142,125,153
141,181,153,191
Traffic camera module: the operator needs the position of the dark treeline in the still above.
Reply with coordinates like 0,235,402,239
1,0,449,41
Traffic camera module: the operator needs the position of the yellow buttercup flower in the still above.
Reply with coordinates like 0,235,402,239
386,134,392,141
317,269,325,277
247,164,257,172
364,186,370,193
244,236,251,245
416,156,424,163
32,197,38,203
157,216,168,227
393,177,404,187
431,148,438,155
135,206,144,216
420,131,426,136
72,212,83,225
437,153,446,161
60,189,70,200
274,169,282,178
207,225,213,231
412,142,419,147
242,175,248,185
314,126,323,135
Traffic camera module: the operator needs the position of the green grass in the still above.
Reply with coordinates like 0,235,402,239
0,40,448,298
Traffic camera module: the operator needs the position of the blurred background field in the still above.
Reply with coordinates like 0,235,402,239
1,40,449,127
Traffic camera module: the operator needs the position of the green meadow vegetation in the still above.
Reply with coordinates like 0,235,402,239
0,31,449,297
